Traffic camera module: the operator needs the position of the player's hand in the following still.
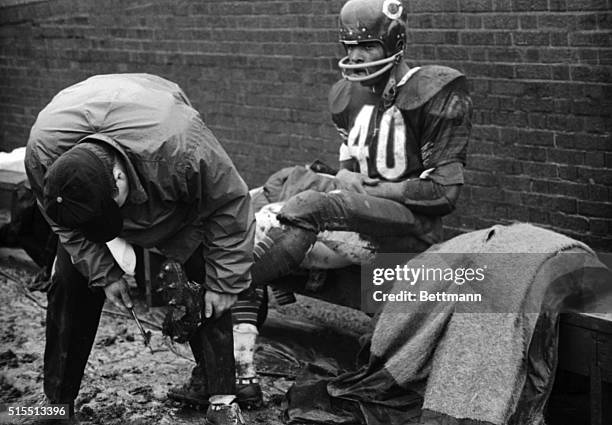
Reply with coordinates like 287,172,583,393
104,277,133,312
336,169,379,194
204,290,238,319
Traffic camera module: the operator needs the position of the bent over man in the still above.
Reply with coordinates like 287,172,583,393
230,0,473,398
25,74,254,415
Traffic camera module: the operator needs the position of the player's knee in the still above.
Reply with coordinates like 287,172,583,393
289,189,327,206
278,190,329,231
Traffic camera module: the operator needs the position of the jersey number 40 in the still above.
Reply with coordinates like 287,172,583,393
347,105,408,180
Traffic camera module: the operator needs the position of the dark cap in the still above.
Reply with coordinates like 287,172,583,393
43,145,123,243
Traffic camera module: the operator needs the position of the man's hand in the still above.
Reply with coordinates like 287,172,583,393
204,290,238,319
335,169,379,194
104,277,133,312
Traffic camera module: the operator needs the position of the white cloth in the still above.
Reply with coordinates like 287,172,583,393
54,238,136,280
0,147,26,173
254,202,376,269
105,237,137,276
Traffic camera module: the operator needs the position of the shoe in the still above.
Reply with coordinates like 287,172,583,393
167,365,210,410
205,395,245,425
167,384,210,410
235,377,263,410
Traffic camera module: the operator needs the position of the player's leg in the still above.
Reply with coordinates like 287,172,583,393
44,242,106,417
228,210,314,409
251,189,437,284
229,222,294,409
279,189,437,239
227,189,430,395
230,287,266,409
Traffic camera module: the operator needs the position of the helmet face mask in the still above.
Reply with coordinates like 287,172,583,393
338,0,407,83
339,42,401,84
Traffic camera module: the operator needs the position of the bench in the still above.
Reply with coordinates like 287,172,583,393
558,312,612,425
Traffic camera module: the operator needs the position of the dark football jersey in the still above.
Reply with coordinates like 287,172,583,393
329,65,472,183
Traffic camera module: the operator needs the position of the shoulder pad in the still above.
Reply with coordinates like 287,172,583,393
328,79,354,115
328,79,375,115
396,65,466,111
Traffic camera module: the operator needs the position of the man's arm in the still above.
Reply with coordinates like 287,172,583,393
25,144,126,289
184,128,255,319
187,125,255,297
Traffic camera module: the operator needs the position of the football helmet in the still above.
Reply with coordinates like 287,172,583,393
338,0,407,82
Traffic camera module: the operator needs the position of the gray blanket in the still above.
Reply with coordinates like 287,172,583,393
328,223,610,424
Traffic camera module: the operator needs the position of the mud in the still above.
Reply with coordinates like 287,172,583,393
0,252,370,425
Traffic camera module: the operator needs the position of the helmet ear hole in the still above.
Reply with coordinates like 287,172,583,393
396,39,405,52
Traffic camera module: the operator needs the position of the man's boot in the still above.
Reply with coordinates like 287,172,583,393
167,363,211,409
167,310,236,409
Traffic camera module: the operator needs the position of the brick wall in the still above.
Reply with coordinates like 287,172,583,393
402,0,612,251
1,0,610,250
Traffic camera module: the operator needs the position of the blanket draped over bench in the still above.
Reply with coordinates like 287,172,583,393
286,223,612,425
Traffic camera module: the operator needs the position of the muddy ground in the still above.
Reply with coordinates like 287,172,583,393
0,250,371,425
0,249,600,425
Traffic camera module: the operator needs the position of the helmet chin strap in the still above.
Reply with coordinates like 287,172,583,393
381,53,404,108
338,51,403,83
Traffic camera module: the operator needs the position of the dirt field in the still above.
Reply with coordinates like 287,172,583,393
0,250,370,425
2,248,601,425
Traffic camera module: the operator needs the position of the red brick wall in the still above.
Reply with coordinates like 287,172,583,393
1,0,610,250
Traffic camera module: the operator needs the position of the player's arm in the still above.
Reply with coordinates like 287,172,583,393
366,81,472,215
338,142,358,172
364,163,462,215
329,80,386,192
334,141,379,193
333,123,381,192
329,79,361,174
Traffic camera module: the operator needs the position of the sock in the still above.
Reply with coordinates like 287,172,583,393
231,287,265,327
233,323,258,380
271,287,296,305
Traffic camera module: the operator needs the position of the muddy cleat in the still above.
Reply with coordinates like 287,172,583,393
156,260,204,343
205,395,245,425
235,377,264,410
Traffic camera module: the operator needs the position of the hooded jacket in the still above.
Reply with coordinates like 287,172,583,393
25,73,254,293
